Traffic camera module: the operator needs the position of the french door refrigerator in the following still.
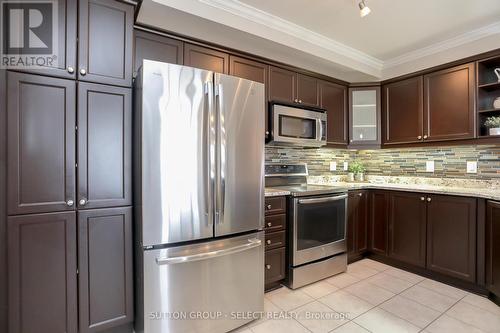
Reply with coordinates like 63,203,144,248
134,60,265,333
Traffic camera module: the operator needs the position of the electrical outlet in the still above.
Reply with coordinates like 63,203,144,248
330,161,337,171
466,161,477,174
343,162,348,171
426,161,435,172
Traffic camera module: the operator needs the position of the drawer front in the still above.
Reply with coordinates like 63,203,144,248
265,231,286,250
265,247,285,284
265,196,286,215
265,214,286,233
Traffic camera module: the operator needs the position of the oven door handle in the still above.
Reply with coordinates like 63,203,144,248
298,194,347,204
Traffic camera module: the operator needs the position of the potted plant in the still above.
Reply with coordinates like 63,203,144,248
348,161,366,182
485,116,500,136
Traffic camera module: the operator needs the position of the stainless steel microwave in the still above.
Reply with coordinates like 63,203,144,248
269,103,327,147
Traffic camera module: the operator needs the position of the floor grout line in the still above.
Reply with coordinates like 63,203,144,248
417,293,468,333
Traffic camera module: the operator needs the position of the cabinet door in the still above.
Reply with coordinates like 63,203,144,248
183,43,229,73
486,201,500,296
8,212,77,333
229,56,269,138
349,87,381,146
423,63,475,141
77,83,132,209
78,0,134,86
370,191,389,256
296,74,319,107
133,29,184,77
356,191,369,253
389,192,427,267
16,0,77,79
265,247,286,284
7,72,76,215
347,192,358,257
78,207,133,333
319,80,347,145
268,66,296,103
383,76,423,144
427,195,476,282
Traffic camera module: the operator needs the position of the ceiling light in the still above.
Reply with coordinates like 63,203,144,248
359,0,371,17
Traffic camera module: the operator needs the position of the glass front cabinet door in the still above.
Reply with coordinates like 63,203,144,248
349,86,381,147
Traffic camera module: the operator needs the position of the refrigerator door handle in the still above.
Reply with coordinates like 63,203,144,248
204,81,215,225
215,83,226,224
155,238,262,265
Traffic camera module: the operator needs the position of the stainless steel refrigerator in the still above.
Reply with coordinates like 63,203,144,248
134,60,265,333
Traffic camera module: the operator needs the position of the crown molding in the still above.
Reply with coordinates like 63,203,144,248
383,21,500,69
197,0,384,70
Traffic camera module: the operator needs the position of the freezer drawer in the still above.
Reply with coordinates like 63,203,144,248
143,231,264,333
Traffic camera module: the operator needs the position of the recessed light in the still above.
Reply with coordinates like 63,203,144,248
359,0,371,17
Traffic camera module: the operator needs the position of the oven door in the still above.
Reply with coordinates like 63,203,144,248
292,194,347,266
271,104,326,147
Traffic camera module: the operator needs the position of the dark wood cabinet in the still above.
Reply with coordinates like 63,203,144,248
8,212,77,333
264,196,287,289
319,80,348,145
77,83,132,209
183,43,229,73
388,192,427,267
423,63,475,141
17,0,77,79
297,74,319,107
78,207,133,333
349,86,381,147
370,191,389,255
268,66,296,103
7,72,76,215
486,201,500,296
78,0,134,86
133,30,184,77
426,195,476,282
383,76,423,144
265,247,286,285
347,191,368,261
229,56,267,84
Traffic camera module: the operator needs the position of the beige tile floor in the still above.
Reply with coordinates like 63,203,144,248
232,259,500,333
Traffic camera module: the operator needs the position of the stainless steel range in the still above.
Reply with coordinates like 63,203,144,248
265,163,348,289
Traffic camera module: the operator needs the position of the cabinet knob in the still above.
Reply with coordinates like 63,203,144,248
67,66,74,74
66,199,74,207
265,131,269,135
266,240,272,245
420,197,425,201
294,99,298,103
80,68,87,76
266,264,271,270
267,222,272,227
417,135,422,140
79,198,87,206
358,193,363,197
427,197,432,202
423,135,428,139
298,100,302,104
266,204,272,210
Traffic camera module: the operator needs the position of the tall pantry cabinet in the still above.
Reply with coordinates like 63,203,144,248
2,0,135,332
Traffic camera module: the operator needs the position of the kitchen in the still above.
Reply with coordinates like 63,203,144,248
0,0,499,333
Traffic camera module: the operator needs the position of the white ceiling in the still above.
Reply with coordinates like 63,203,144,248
138,0,500,81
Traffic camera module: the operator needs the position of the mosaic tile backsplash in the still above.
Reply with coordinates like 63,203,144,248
265,145,500,180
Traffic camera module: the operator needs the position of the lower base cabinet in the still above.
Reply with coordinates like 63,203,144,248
370,191,389,255
7,212,78,333
486,201,500,296
264,197,286,289
78,207,134,333
265,248,286,285
347,191,368,261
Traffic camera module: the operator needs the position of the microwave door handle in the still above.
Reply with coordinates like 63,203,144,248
155,239,262,265
298,194,348,205
316,118,321,142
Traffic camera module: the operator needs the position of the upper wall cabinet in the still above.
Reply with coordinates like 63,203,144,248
7,72,76,215
268,66,320,107
423,63,475,141
383,76,423,145
349,86,381,147
319,80,348,145
184,43,229,74
133,30,184,77
77,83,132,210
16,0,77,79
78,0,134,86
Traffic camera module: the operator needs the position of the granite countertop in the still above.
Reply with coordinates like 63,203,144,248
265,175,500,201
264,188,291,197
